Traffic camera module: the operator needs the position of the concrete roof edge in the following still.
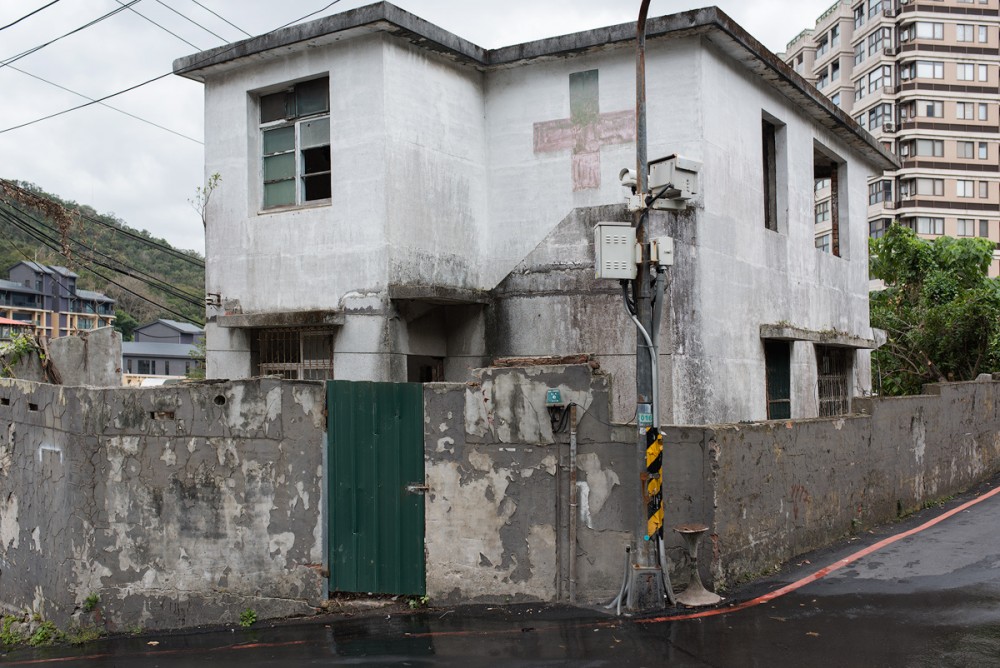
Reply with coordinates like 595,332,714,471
172,1,487,78
171,2,897,170
700,7,899,171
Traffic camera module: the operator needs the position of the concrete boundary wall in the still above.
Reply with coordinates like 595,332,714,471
1,368,998,631
706,379,1000,587
0,378,327,631
423,369,1000,599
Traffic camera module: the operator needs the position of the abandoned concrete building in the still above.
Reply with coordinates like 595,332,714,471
173,3,898,424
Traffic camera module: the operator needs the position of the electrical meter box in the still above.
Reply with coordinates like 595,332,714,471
648,155,701,209
594,222,637,280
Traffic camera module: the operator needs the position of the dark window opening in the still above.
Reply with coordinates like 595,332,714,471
814,146,844,257
763,119,778,231
407,356,444,383
765,340,792,420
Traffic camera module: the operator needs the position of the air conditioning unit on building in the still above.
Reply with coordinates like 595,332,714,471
883,122,896,133
884,8,898,18
884,47,897,56
883,201,896,210
883,86,896,96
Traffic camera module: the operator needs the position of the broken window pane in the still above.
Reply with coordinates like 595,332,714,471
302,173,331,201
258,77,330,209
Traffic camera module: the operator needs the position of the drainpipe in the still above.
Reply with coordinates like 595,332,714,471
568,403,578,603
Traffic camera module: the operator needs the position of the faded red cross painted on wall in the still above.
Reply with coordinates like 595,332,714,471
533,69,636,191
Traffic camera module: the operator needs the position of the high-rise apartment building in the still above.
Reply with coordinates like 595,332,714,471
782,0,999,271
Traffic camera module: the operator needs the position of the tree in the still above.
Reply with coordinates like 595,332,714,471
870,223,1000,395
113,309,140,341
186,337,206,380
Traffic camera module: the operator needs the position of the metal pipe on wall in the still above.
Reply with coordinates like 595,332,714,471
568,403,578,602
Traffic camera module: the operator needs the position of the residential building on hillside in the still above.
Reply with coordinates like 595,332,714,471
174,4,897,423
782,0,1000,271
0,316,31,341
0,262,115,337
123,319,204,377
134,319,205,345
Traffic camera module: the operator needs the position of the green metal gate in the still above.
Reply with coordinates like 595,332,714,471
326,380,425,595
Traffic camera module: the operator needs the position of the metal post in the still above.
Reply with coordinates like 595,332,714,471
568,404,578,603
625,0,665,611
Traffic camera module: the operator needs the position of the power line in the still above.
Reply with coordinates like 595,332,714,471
5,63,203,144
189,0,252,38
152,0,228,43
0,0,64,33
0,0,344,137
0,206,203,324
114,0,203,51
0,180,205,268
0,71,174,136
0,1,141,70
0,199,204,305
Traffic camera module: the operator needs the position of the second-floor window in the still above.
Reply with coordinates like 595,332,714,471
259,77,332,210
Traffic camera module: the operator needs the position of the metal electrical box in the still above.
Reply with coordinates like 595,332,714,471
648,155,701,209
594,222,637,279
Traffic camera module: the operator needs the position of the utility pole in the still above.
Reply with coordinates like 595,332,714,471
625,0,666,610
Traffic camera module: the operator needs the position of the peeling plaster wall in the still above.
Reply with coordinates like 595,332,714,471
424,365,636,604
708,379,1000,588
0,378,326,631
424,367,1000,604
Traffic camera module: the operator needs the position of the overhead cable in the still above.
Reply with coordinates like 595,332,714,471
0,180,205,268
5,63,203,144
152,0,229,43
0,206,203,324
0,0,64,33
113,0,203,51
189,0,252,38
0,1,142,70
0,0,345,137
0,199,204,305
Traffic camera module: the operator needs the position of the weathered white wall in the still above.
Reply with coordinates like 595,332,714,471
660,38,875,423
383,40,487,288
199,25,879,422
203,34,393,380
487,36,878,423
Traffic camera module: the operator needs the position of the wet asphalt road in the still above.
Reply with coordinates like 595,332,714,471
4,479,1000,667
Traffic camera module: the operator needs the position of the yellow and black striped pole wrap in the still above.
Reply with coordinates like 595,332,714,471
645,427,663,540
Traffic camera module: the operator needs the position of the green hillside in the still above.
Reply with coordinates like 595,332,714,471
0,180,205,328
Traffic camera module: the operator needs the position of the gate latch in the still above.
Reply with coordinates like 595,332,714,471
406,483,430,495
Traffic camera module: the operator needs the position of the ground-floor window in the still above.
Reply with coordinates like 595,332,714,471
255,328,335,380
816,346,853,417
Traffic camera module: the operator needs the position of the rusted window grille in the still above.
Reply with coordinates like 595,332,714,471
256,329,334,380
816,346,852,417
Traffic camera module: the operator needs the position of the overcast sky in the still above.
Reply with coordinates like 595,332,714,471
0,0,834,255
